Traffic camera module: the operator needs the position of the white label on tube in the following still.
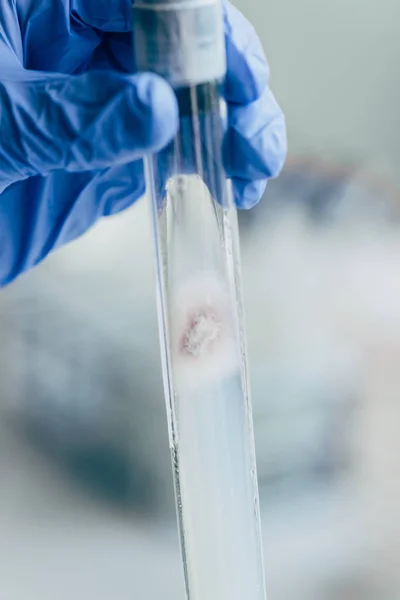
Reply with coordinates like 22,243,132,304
133,0,226,86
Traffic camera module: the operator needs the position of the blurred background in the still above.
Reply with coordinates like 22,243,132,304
1,1,400,598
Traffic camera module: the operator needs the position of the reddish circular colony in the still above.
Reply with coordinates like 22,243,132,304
179,306,223,359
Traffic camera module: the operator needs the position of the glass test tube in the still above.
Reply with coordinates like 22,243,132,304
134,2,267,599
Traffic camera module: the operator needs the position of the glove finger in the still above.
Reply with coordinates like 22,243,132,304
224,86,287,189
52,162,146,249
0,70,178,188
224,0,269,106
231,177,267,210
0,160,145,286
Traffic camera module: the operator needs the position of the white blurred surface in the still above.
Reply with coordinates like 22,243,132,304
235,0,400,183
2,0,400,597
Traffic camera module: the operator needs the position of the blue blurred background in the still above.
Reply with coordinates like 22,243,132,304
1,1,400,598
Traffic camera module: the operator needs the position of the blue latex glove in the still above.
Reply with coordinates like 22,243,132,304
0,0,287,286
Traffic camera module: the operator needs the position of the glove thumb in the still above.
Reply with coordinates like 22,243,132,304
0,70,178,190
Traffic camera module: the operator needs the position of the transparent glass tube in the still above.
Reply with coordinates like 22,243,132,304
146,80,267,600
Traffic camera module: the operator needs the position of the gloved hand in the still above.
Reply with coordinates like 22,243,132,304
0,0,287,286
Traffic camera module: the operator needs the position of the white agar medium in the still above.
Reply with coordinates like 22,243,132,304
154,175,266,600
146,84,266,596
174,352,265,600
170,272,239,394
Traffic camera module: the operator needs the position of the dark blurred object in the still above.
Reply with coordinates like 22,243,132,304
239,157,400,232
0,281,168,512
